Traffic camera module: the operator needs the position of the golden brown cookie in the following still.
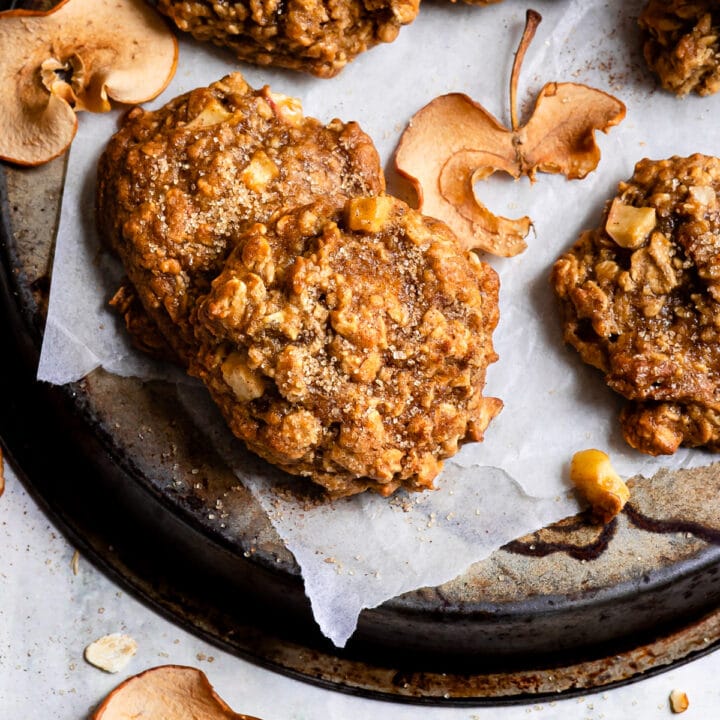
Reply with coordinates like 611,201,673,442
639,0,720,96
154,0,419,78
190,195,502,497
552,154,720,456
97,72,384,364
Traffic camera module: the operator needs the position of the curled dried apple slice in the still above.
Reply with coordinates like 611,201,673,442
395,10,626,257
0,0,178,166
92,665,262,720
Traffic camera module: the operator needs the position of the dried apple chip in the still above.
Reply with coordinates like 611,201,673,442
395,10,626,257
0,0,178,166
92,665,262,720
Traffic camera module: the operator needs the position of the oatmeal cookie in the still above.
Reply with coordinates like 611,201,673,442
552,154,720,455
97,72,384,364
639,0,720,96
153,0,419,78
190,195,502,497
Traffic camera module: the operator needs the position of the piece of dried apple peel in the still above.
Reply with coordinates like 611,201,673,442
0,0,178,167
394,9,627,257
91,665,262,720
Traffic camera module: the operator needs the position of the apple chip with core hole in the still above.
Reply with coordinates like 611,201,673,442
91,665,261,720
394,9,626,257
0,0,178,166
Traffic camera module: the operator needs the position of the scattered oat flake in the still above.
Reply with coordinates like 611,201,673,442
669,689,689,713
84,633,138,673
71,550,80,575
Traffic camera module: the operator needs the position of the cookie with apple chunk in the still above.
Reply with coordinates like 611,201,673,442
190,195,502,497
97,72,384,367
552,154,720,456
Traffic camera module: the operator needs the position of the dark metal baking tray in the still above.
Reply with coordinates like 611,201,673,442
5,138,720,707
3,1,720,705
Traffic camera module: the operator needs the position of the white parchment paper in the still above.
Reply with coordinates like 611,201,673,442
36,0,720,645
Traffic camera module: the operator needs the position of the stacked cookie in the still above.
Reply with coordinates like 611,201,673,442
97,73,502,497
